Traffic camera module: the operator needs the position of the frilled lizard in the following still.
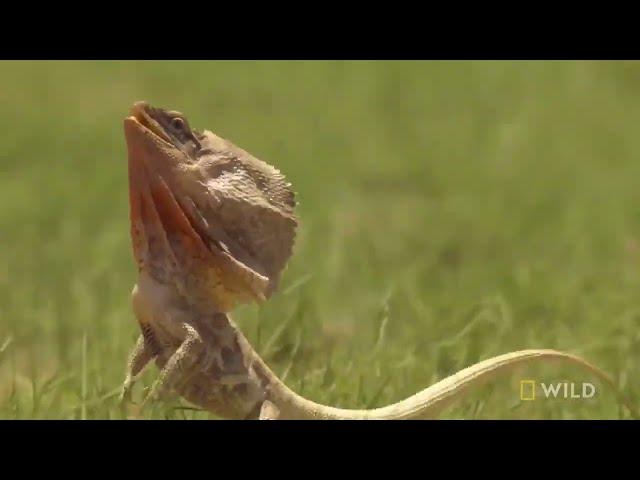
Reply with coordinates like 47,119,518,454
120,101,636,419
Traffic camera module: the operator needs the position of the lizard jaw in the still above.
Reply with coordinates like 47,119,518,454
124,107,210,271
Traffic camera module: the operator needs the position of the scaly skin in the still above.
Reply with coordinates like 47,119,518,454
120,101,637,420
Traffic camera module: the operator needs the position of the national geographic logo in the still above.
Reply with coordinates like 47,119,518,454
520,380,597,401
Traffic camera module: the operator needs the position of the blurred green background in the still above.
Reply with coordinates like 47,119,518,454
1,61,640,419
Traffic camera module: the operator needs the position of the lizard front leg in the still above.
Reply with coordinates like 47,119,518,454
142,324,204,408
120,333,157,403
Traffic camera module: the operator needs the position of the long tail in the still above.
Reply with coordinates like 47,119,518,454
266,349,638,419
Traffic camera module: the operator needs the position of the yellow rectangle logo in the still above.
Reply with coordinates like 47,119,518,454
520,380,536,401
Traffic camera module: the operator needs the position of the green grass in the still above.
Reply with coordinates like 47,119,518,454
2,60,640,419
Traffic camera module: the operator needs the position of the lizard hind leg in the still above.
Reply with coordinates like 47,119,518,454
258,400,280,420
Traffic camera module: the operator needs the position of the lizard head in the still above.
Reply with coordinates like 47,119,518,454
125,101,204,158
124,101,297,312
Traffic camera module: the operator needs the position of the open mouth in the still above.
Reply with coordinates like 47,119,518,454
128,101,173,144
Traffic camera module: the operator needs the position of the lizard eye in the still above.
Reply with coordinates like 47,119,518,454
171,117,186,130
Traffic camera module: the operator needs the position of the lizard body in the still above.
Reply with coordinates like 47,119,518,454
121,101,636,419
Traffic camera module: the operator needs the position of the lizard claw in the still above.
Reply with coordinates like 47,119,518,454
140,385,164,412
119,377,135,404
141,390,154,409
